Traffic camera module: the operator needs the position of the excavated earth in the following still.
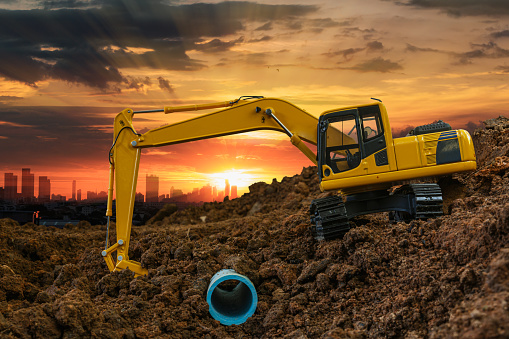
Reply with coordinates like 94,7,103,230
1,116,509,338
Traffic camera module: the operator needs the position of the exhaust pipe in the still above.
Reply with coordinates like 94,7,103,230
206,269,258,325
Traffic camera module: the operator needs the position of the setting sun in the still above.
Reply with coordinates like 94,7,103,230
209,169,257,192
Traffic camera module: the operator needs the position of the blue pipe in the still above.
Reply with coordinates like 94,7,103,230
206,269,258,325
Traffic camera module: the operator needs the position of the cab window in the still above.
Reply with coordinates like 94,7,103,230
326,115,361,173
360,111,383,141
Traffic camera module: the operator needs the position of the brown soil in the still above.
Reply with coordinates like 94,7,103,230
1,117,508,338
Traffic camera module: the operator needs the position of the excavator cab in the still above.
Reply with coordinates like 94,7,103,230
318,104,388,179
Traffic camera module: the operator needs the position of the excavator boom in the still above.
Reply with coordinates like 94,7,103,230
102,97,338,276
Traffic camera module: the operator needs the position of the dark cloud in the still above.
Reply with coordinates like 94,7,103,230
192,37,244,53
463,121,483,134
126,76,151,90
327,47,365,60
0,1,317,89
338,27,377,38
308,18,344,28
324,41,385,60
491,30,509,38
395,0,509,17
405,43,442,53
349,57,403,73
249,36,273,43
42,0,102,10
255,22,272,31
459,42,509,63
157,77,174,94
406,41,509,65
0,96,23,105
366,41,384,51
285,21,303,30
495,65,509,73
0,106,115,168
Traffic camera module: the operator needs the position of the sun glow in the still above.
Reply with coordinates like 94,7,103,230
208,169,256,190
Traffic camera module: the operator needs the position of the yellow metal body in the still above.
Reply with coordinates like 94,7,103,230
103,98,476,276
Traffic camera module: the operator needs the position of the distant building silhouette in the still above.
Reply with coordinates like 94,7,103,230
172,188,183,197
21,168,34,201
38,176,50,202
231,185,238,199
225,179,230,199
146,174,159,203
217,191,224,202
77,189,82,202
200,184,212,202
51,194,66,202
72,180,76,200
135,192,144,202
86,190,107,202
4,173,17,202
87,191,96,200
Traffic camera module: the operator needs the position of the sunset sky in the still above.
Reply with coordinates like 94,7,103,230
1,0,509,198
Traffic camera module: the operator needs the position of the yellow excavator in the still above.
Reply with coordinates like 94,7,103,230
102,96,476,276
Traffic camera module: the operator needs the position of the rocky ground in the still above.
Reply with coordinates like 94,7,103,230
1,116,508,338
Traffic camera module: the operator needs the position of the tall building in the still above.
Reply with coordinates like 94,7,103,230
4,173,17,201
135,192,145,202
38,176,51,203
200,184,212,202
146,174,159,203
231,185,238,199
21,168,34,200
72,180,76,200
224,179,230,199
172,188,183,197
213,186,217,200
77,189,82,202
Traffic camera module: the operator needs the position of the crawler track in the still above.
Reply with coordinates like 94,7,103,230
309,196,351,241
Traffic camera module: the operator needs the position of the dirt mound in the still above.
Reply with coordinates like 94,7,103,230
1,117,508,338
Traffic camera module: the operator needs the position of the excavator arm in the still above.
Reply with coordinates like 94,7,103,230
102,97,339,276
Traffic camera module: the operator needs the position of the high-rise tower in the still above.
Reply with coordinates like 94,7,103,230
38,176,51,203
146,174,159,203
21,168,34,200
224,179,230,199
72,180,76,200
4,173,17,201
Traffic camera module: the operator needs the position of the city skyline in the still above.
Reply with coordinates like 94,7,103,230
1,167,241,204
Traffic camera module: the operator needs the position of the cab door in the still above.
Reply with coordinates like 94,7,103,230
318,109,363,179
358,105,389,171
317,104,389,181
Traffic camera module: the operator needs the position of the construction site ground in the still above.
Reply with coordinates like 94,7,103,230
1,116,509,338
